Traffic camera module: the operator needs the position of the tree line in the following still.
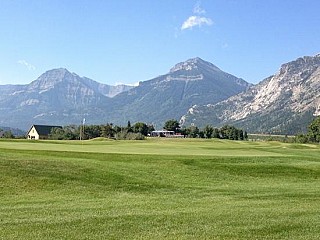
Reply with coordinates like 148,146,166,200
295,116,320,143
1,119,248,141
163,119,248,140
0,129,15,139
47,119,248,141
3,117,319,142
48,116,320,142
49,121,155,140
181,124,248,140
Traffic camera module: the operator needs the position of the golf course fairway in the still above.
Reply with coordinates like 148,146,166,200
1,138,320,239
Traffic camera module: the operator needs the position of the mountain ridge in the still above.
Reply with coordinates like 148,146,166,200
0,58,250,130
0,68,134,129
105,57,250,127
181,54,320,134
3,54,319,134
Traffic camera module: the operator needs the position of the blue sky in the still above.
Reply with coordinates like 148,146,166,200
0,0,319,85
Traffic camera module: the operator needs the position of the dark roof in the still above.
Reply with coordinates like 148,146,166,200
31,125,62,136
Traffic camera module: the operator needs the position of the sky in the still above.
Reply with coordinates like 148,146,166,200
0,0,319,85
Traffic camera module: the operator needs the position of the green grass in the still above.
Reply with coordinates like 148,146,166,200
1,138,320,239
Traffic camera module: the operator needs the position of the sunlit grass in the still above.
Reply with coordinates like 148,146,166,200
1,139,320,239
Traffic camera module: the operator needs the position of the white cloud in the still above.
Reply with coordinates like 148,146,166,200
180,2,213,31
181,16,213,30
17,60,36,71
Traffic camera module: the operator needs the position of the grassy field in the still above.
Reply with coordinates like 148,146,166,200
1,138,320,239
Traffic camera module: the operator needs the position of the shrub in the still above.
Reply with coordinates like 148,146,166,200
115,132,145,140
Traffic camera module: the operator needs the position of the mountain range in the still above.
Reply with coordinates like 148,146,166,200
0,58,249,130
0,54,319,134
181,54,320,134
0,69,133,130
104,58,250,128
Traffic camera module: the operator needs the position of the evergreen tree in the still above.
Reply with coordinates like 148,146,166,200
204,125,214,138
113,125,122,134
231,127,238,140
133,122,148,136
49,127,66,140
244,131,248,140
164,119,180,132
83,125,100,139
147,124,155,135
307,116,320,142
63,125,78,140
101,124,115,138
238,130,244,140
213,128,220,138
186,126,199,138
127,121,133,132
199,130,205,138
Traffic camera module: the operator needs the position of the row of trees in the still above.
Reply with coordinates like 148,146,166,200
3,117,320,143
48,119,248,141
163,119,248,140
295,116,320,143
49,121,155,140
0,129,14,139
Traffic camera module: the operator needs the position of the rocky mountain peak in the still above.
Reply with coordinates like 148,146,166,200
40,68,74,80
169,57,221,73
247,54,320,114
22,67,134,99
28,68,78,90
181,54,320,134
279,54,320,76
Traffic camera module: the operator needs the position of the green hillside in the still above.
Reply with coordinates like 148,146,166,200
1,139,320,239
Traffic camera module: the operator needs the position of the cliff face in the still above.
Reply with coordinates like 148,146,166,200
181,54,320,134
